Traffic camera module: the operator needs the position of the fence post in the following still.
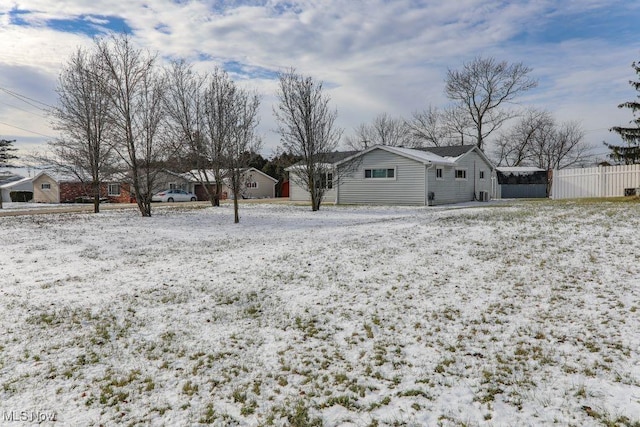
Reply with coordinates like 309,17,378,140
599,165,604,198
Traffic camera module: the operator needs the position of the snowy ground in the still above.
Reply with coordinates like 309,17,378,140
0,200,639,426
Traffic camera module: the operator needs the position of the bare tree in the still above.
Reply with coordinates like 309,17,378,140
163,60,213,202
441,104,475,146
445,56,537,149
49,47,115,213
224,88,261,223
344,113,410,150
344,122,375,150
199,68,240,207
494,108,590,170
406,105,474,147
532,120,589,170
274,69,343,211
97,34,169,217
494,108,554,166
406,106,444,147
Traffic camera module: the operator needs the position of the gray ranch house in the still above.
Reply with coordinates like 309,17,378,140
286,151,358,204
288,145,495,206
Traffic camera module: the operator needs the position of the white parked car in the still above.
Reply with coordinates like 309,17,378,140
151,189,197,202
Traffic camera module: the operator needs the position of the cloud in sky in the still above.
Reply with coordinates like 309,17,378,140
1,0,639,162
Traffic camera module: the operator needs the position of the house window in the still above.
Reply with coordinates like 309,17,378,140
455,169,467,180
364,168,395,179
169,182,187,190
41,183,51,190
108,183,121,196
245,181,258,188
479,171,485,179
314,172,333,189
436,168,443,180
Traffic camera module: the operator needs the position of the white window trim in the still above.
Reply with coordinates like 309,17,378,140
455,169,467,180
364,167,397,180
108,183,121,196
245,181,258,189
436,167,444,180
479,170,486,180
41,183,51,190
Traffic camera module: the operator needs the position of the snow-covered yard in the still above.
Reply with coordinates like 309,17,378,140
1,201,639,426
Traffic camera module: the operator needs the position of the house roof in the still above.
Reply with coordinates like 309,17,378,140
243,167,278,183
424,144,495,170
420,145,478,158
285,151,360,171
334,145,457,167
321,151,360,163
0,175,33,189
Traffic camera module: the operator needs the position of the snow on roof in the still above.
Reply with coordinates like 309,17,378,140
0,175,33,189
334,145,457,167
386,146,457,165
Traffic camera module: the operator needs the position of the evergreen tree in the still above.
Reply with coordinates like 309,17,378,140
0,139,17,167
0,139,18,208
608,60,640,164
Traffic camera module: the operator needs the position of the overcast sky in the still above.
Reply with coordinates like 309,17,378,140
1,1,639,163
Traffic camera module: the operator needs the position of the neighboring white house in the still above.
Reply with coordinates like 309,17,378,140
0,167,43,202
0,175,34,202
240,168,279,199
287,145,495,206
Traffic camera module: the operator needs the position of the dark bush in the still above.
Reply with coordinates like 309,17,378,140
10,191,33,202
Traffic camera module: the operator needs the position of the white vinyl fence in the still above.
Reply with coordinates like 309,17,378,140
551,164,640,199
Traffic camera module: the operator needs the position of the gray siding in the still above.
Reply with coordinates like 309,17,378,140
427,151,494,205
242,170,277,198
337,150,426,206
288,170,337,203
500,184,547,198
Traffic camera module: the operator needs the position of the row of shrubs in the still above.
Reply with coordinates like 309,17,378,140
6,192,109,204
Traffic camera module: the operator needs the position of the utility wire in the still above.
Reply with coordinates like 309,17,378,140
0,86,55,111
0,121,54,138
0,101,49,119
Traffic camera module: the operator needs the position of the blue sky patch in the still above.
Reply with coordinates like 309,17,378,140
513,7,640,45
47,15,132,37
6,9,131,37
7,8,31,26
223,60,279,80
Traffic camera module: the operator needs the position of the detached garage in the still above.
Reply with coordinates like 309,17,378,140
496,167,548,198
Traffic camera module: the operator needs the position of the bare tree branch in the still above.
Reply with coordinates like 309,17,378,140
273,68,342,211
445,56,537,149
